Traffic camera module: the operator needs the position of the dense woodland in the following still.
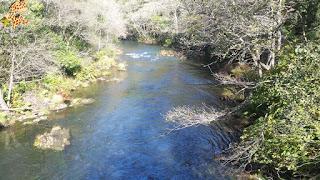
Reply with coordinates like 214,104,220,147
0,0,319,179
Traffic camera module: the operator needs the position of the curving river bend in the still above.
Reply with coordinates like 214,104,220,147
0,41,236,179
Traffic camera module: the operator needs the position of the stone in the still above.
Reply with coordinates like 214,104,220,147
51,94,64,104
23,116,48,125
106,78,122,83
159,49,176,57
97,77,107,81
81,98,95,105
34,126,70,151
70,98,95,107
52,103,68,111
81,82,90,88
117,63,127,71
18,114,38,122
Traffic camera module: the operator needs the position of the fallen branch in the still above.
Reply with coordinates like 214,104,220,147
213,74,256,88
0,107,33,112
165,100,249,132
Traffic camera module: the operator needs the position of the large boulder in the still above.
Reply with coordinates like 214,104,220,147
34,126,70,151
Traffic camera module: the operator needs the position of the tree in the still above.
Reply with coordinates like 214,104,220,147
0,88,8,111
41,0,126,49
121,0,180,40
177,0,288,76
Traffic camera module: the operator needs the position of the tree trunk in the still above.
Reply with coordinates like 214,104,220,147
174,9,179,33
277,30,282,52
268,38,276,68
7,55,15,107
98,30,102,50
252,49,263,77
0,88,8,111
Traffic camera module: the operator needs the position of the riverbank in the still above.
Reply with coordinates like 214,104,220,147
0,46,127,128
0,0,127,129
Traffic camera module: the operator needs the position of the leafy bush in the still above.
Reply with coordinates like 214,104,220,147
14,81,37,94
29,0,45,17
94,50,107,60
43,73,73,92
240,42,320,177
163,38,173,47
55,50,82,76
0,112,8,125
9,81,37,108
76,58,113,81
150,15,170,30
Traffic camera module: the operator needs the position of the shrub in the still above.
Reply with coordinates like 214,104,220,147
94,50,107,60
14,81,37,94
163,38,173,47
0,112,8,126
55,50,82,76
43,73,73,92
238,42,320,177
76,58,113,81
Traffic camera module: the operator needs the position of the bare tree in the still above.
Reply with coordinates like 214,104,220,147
0,88,8,111
122,0,180,38
0,26,55,109
178,0,288,76
42,0,126,49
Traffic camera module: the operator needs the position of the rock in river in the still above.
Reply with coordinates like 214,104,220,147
70,98,95,107
34,126,70,151
117,62,127,71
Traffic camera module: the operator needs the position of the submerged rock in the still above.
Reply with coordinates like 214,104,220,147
97,77,107,81
159,49,176,57
81,98,95,105
34,126,70,151
106,78,123,83
18,114,38,122
23,116,48,125
70,98,95,107
50,103,68,111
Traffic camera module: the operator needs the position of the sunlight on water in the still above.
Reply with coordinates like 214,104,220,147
0,41,237,179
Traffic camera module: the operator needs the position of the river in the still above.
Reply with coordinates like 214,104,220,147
0,41,237,179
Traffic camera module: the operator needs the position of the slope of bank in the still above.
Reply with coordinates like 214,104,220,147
0,0,127,128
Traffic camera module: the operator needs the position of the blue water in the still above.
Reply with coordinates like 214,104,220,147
0,41,235,179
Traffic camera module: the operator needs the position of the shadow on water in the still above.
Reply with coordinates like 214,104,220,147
0,41,238,179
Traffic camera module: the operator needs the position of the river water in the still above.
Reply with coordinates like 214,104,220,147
0,41,236,179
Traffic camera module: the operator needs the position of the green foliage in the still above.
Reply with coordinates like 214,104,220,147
74,48,117,80
43,73,73,92
284,0,320,41
14,81,37,94
55,50,82,76
76,58,113,81
71,37,91,52
8,81,37,108
0,112,8,125
29,0,45,17
212,86,245,102
94,48,117,59
230,64,258,81
163,38,173,47
242,41,320,177
150,15,170,30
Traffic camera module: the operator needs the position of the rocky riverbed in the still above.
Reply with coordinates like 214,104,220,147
34,126,70,151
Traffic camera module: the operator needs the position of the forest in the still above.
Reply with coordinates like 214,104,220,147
0,0,319,179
